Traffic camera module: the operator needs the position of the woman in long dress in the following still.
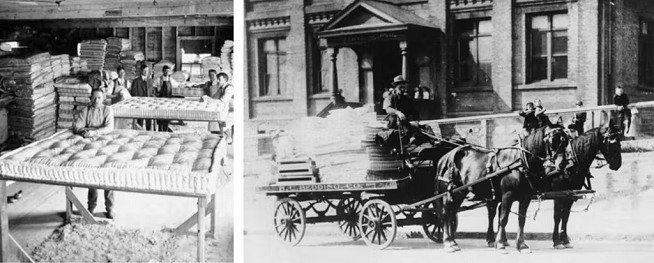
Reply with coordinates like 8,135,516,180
108,66,133,129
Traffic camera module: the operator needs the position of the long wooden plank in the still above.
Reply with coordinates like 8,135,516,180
0,180,9,262
9,234,34,263
197,197,207,263
210,193,218,239
175,199,215,234
65,187,97,224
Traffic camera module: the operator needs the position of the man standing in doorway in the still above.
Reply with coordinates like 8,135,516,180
72,88,115,219
201,71,234,144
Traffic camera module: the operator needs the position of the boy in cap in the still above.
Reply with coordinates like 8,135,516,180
614,85,631,134
568,101,586,136
519,102,539,134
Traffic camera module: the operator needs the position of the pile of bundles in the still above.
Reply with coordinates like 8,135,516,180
0,53,57,141
69,56,89,74
105,37,130,72
119,51,144,80
200,56,221,80
50,54,70,79
53,76,91,131
78,39,107,71
153,60,175,79
220,40,234,77
271,105,379,183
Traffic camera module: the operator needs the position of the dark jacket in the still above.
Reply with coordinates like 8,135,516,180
519,110,539,129
614,93,629,108
130,76,153,97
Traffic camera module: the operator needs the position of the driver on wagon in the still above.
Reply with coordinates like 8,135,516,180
383,75,417,131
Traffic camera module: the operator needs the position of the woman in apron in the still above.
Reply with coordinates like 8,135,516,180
109,66,132,129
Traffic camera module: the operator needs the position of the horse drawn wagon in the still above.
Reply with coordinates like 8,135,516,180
258,119,623,252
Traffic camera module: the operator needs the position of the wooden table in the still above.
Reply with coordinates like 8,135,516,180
0,130,228,263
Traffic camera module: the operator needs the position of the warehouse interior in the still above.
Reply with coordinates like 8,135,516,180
0,0,234,262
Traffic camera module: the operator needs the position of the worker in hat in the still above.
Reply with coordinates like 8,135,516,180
383,75,417,130
568,101,586,136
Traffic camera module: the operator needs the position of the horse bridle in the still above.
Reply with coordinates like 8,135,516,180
543,127,569,163
601,129,621,162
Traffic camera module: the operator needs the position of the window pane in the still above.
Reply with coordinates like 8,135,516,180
552,14,569,28
642,21,649,35
478,62,492,85
278,39,287,52
552,55,568,79
532,57,548,81
552,30,568,55
531,16,549,30
263,39,277,52
278,54,287,95
478,20,493,34
457,19,475,37
266,54,278,95
320,49,331,92
477,36,492,61
532,32,547,56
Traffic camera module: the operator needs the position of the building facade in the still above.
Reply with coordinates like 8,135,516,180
245,0,654,135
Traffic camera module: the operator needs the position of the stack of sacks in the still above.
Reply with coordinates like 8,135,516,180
54,76,91,131
119,51,144,80
105,37,129,72
220,40,234,77
50,54,70,79
0,53,58,141
272,105,379,182
200,56,221,80
78,39,107,71
152,60,175,79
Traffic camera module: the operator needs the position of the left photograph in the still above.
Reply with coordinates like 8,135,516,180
0,0,233,262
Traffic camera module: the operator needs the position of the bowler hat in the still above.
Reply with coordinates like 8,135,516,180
392,75,407,85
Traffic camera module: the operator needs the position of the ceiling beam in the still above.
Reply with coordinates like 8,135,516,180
0,15,233,28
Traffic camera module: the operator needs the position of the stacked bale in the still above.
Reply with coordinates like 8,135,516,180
119,51,144,80
78,39,107,71
105,37,130,72
54,76,91,131
0,53,57,141
51,54,70,79
220,40,233,77
200,56,221,80
70,56,90,74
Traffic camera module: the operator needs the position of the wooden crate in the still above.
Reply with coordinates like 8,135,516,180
276,157,319,183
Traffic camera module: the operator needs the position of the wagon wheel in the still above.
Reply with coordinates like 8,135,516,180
273,198,306,246
359,199,397,249
421,201,443,243
336,197,363,241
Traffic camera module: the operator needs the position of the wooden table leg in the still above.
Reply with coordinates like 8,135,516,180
210,193,218,239
197,197,207,263
0,180,9,262
65,187,73,224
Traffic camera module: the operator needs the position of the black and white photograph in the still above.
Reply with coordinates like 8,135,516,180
244,0,654,262
0,0,234,262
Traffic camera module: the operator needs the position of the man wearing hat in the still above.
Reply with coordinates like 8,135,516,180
383,75,417,130
568,100,586,136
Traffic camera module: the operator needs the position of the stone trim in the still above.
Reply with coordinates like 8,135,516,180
248,16,291,32
307,11,338,25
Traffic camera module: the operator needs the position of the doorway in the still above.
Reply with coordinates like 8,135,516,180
372,41,402,115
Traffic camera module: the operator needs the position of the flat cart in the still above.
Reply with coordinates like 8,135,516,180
258,140,458,249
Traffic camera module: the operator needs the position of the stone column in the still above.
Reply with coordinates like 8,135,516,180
492,0,513,112
400,41,408,79
288,0,309,117
330,47,342,104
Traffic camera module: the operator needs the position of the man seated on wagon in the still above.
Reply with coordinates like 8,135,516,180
383,75,417,131
72,88,116,219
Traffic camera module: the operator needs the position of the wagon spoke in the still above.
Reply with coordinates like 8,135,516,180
382,221,393,226
282,203,290,216
362,214,372,222
379,228,387,241
275,222,285,229
289,224,297,241
364,226,374,237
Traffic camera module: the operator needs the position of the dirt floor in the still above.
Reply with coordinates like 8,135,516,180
31,217,233,262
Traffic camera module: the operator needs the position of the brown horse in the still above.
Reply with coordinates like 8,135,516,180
434,125,568,252
548,120,622,249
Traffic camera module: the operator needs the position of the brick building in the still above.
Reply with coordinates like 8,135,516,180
245,0,654,135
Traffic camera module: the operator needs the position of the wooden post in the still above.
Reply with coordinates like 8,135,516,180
65,187,73,224
210,193,218,239
330,47,340,104
0,180,8,262
197,197,207,263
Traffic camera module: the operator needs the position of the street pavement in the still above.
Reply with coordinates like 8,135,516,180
245,151,654,262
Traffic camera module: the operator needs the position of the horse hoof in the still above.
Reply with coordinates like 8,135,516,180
564,243,574,249
554,244,565,249
518,247,532,254
443,246,457,253
452,245,461,251
487,241,495,248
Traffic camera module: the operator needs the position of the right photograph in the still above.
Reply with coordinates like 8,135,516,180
244,0,654,262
